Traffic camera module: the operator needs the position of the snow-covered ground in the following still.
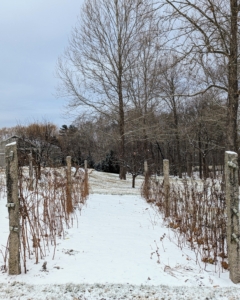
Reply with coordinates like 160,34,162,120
0,170,240,299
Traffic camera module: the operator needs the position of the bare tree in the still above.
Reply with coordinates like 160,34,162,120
0,127,17,142
161,0,239,151
16,122,59,178
57,0,157,179
184,94,226,179
124,15,163,160
157,55,189,178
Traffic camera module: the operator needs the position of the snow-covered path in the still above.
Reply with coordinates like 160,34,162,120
0,171,240,299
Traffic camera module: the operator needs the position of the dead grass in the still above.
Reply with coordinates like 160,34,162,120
1,164,88,273
142,176,227,274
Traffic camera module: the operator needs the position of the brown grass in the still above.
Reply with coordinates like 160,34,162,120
16,165,87,273
142,176,227,274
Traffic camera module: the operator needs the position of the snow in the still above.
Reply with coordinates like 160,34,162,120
0,170,240,299
225,151,237,155
5,142,17,146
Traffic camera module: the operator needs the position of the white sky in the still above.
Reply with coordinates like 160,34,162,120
0,0,84,129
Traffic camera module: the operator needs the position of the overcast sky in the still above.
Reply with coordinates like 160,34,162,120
0,0,84,129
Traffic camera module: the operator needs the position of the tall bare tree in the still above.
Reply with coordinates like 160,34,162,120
184,93,226,178
157,55,189,178
125,19,163,160
161,0,239,151
57,0,157,179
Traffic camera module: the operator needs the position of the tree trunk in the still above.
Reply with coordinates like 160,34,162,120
173,99,182,178
227,0,238,151
119,89,126,180
187,153,192,177
118,67,125,180
143,102,148,160
212,152,216,179
116,1,126,180
202,154,207,180
132,174,136,188
198,135,202,179
37,162,41,181
176,133,182,178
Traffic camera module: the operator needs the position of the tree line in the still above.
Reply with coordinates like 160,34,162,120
55,0,239,179
0,93,225,181
1,0,238,180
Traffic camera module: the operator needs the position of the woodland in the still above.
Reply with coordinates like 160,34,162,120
1,0,239,180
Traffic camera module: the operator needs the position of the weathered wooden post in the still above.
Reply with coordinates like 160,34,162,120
5,142,21,275
142,160,150,199
132,152,137,188
163,159,170,217
28,153,33,191
84,159,88,183
66,156,73,214
225,151,240,283
82,159,89,198
144,160,148,177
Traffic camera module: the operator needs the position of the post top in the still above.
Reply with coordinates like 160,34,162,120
6,142,17,147
225,151,237,155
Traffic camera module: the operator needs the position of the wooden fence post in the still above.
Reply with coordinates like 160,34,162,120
163,159,170,218
5,142,21,275
84,159,88,182
66,156,73,214
84,159,88,171
83,159,89,198
28,153,33,191
144,160,148,177
225,151,240,283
